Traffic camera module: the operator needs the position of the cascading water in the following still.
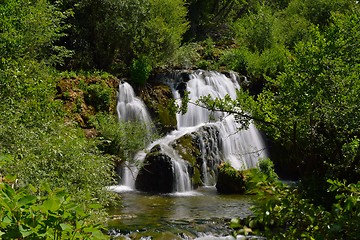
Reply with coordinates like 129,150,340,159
114,82,152,190
114,70,267,193
162,70,267,191
117,82,152,125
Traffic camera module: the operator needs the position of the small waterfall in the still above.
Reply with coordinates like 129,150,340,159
117,82,151,125
173,70,267,170
115,82,152,189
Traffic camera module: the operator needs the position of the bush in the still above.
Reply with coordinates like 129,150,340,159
258,158,278,182
91,113,154,164
233,179,360,239
0,177,108,239
0,121,116,208
130,56,153,86
84,83,114,112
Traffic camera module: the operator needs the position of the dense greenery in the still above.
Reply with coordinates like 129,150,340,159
1,0,360,238
0,178,108,239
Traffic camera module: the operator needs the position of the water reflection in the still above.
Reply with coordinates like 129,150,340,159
108,187,254,239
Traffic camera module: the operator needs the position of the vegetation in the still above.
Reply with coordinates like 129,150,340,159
1,0,360,238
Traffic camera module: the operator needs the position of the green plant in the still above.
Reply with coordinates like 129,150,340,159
0,121,116,207
231,179,360,239
84,83,114,112
91,113,154,164
0,177,108,239
258,158,278,182
130,56,152,86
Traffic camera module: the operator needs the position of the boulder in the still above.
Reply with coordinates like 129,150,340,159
135,145,174,193
139,83,177,134
216,163,246,194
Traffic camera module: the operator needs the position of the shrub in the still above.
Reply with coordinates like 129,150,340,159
0,177,108,239
0,121,116,208
91,113,154,164
130,56,153,86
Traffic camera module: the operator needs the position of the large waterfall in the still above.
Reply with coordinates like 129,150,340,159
114,70,267,193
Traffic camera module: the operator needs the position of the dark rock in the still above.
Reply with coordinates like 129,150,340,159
135,145,174,193
216,163,246,194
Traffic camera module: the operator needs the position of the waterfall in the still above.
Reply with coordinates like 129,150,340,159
114,70,268,193
117,82,151,125
115,82,151,189
172,70,267,170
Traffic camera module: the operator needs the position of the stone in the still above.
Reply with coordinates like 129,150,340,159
135,145,174,193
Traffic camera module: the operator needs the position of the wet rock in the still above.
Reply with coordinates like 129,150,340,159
135,145,174,193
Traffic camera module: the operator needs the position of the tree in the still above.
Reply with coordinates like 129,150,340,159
57,0,188,72
0,0,70,64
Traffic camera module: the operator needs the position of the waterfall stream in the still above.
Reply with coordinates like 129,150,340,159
113,70,267,193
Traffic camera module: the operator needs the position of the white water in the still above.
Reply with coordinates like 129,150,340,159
114,71,268,193
169,70,267,189
116,82,151,187
117,82,151,125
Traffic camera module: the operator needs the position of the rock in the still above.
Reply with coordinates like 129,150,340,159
140,83,177,134
135,145,174,193
216,163,246,194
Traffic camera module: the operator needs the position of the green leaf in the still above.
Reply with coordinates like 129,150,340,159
89,203,103,209
60,223,73,231
42,198,61,212
17,195,37,207
19,225,33,238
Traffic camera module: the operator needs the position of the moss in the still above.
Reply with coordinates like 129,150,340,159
216,163,247,194
173,134,200,166
140,83,177,133
192,167,202,188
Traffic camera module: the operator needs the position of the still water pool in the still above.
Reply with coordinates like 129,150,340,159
107,186,256,239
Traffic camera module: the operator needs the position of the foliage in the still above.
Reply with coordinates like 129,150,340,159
0,121,116,207
258,158,278,182
91,113,153,164
253,12,360,186
0,178,108,239
0,0,72,65
170,42,202,69
84,82,114,112
58,0,188,72
130,56,153,86
231,179,360,239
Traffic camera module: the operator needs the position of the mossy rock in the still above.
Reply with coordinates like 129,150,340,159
172,133,203,187
216,163,247,194
139,83,177,134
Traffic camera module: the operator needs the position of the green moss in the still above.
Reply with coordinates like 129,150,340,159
216,163,247,194
140,83,177,133
174,134,199,166
192,167,202,188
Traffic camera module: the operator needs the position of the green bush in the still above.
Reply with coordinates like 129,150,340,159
84,83,114,112
0,178,108,239
0,121,116,207
130,56,153,86
233,179,360,239
91,113,154,164
258,158,278,182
